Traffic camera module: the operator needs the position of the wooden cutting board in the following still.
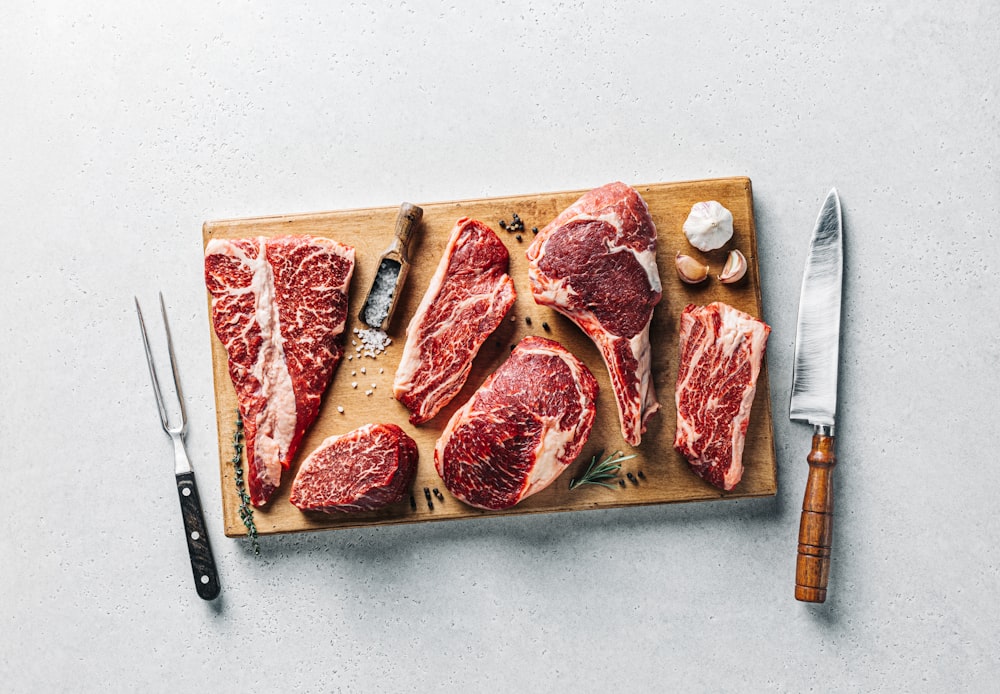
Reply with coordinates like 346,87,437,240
204,177,776,536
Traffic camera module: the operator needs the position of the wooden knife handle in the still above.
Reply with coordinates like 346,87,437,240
176,471,221,600
795,432,836,603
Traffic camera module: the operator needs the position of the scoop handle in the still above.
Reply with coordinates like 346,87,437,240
392,202,423,261
795,431,836,603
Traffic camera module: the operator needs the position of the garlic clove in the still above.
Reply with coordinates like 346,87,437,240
675,252,710,284
683,201,734,251
718,249,748,284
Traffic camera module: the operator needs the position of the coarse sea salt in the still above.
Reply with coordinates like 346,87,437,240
357,327,390,358
361,259,400,327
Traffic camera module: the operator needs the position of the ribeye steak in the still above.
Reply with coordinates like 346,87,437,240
394,217,516,425
289,423,418,513
205,235,355,506
526,181,661,446
435,336,598,510
674,302,771,491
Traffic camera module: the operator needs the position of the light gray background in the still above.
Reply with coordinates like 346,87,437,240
2,2,997,691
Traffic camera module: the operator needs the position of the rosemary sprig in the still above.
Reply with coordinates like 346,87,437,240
232,409,260,556
569,450,636,490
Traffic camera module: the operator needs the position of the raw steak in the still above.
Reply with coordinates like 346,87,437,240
674,302,771,491
289,423,418,513
526,182,661,446
393,217,516,425
435,336,598,510
205,235,355,506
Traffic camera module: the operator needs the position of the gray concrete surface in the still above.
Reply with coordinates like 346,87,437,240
2,2,998,691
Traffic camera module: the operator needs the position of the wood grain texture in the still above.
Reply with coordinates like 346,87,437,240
203,177,777,536
795,433,836,603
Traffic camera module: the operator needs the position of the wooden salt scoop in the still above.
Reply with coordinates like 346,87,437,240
359,202,423,330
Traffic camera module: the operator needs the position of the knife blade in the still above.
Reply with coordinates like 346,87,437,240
789,188,843,603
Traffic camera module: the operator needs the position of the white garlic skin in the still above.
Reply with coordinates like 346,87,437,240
683,201,734,251
718,249,748,284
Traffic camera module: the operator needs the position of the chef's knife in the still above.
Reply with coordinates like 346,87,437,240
789,188,843,604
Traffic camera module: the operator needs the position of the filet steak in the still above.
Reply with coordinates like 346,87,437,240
205,235,355,506
435,336,598,510
289,423,418,513
526,181,661,446
393,217,516,425
674,302,771,491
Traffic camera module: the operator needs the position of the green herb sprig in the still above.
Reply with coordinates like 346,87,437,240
569,450,636,490
232,410,260,555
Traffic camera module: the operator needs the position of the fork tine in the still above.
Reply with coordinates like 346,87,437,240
135,296,170,432
159,292,187,432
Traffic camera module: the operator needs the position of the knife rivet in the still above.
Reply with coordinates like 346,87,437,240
182,487,191,497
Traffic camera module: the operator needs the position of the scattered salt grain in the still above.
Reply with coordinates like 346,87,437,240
351,370,356,376
360,367,366,374
347,354,353,361
351,382,358,388
365,389,373,396
379,368,384,374
371,383,377,389
337,406,344,414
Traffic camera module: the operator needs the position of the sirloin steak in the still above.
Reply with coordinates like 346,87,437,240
289,423,418,513
205,235,355,506
526,182,661,446
674,302,771,491
393,217,516,425
435,336,598,510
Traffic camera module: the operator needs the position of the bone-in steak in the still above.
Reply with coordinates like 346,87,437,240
289,423,418,513
393,217,516,425
205,235,355,506
435,336,598,510
526,182,661,446
674,302,771,491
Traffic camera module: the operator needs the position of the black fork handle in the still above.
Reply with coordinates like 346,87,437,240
175,472,221,600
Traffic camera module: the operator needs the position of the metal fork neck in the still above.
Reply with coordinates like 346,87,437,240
170,433,193,476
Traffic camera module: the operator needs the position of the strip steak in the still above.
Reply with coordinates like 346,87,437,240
526,181,661,446
674,302,771,491
205,235,355,506
394,217,516,425
435,336,598,510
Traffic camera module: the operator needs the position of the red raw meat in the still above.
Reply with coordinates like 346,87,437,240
674,302,771,491
393,217,516,424
526,182,661,446
289,423,418,513
435,336,598,510
205,235,355,506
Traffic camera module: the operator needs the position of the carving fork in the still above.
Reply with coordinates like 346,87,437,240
136,294,220,600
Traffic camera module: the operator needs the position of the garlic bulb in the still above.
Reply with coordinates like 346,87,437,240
683,201,734,251
675,253,709,284
718,249,748,284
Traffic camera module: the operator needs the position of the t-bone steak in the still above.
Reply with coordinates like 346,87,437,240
289,423,418,513
393,217,516,425
674,302,771,491
435,336,599,510
526,181,661,446
205,235,355,506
